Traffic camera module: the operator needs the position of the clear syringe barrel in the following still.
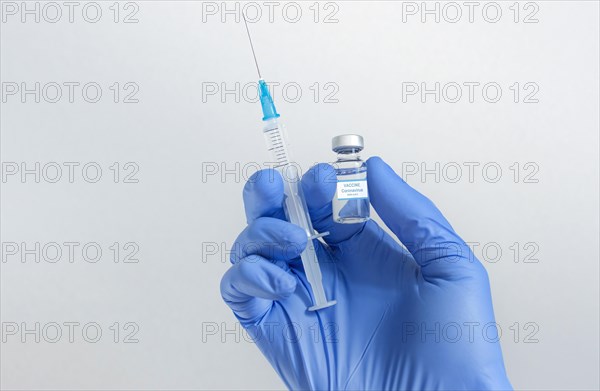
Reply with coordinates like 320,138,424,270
262,118,337,311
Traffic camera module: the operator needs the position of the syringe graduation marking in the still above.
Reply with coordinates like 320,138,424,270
264,127,289,167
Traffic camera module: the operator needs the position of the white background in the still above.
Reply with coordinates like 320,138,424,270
1,1,599,390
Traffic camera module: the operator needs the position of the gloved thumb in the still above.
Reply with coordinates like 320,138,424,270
367,156,479,279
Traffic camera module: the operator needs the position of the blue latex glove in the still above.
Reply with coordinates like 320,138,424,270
220,157,512,390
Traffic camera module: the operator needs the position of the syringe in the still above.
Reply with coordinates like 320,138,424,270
243,18,337,311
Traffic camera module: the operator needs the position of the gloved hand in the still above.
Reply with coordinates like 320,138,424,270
220,157,512,390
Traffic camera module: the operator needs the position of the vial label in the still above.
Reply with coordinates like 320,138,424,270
336,179,368,200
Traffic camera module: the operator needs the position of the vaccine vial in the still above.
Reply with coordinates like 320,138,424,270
331,134,370,224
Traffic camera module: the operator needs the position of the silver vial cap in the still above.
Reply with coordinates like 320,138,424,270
332,134,364,153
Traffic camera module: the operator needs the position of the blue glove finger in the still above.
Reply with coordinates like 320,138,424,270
230,217,307,264
367,156,478,279
220,255,297,325
243,169,286,223
300,163,367,245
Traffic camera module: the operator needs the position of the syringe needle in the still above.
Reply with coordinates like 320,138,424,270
242,13,262,79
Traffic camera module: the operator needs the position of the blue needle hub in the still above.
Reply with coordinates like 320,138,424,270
258,79,280,121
